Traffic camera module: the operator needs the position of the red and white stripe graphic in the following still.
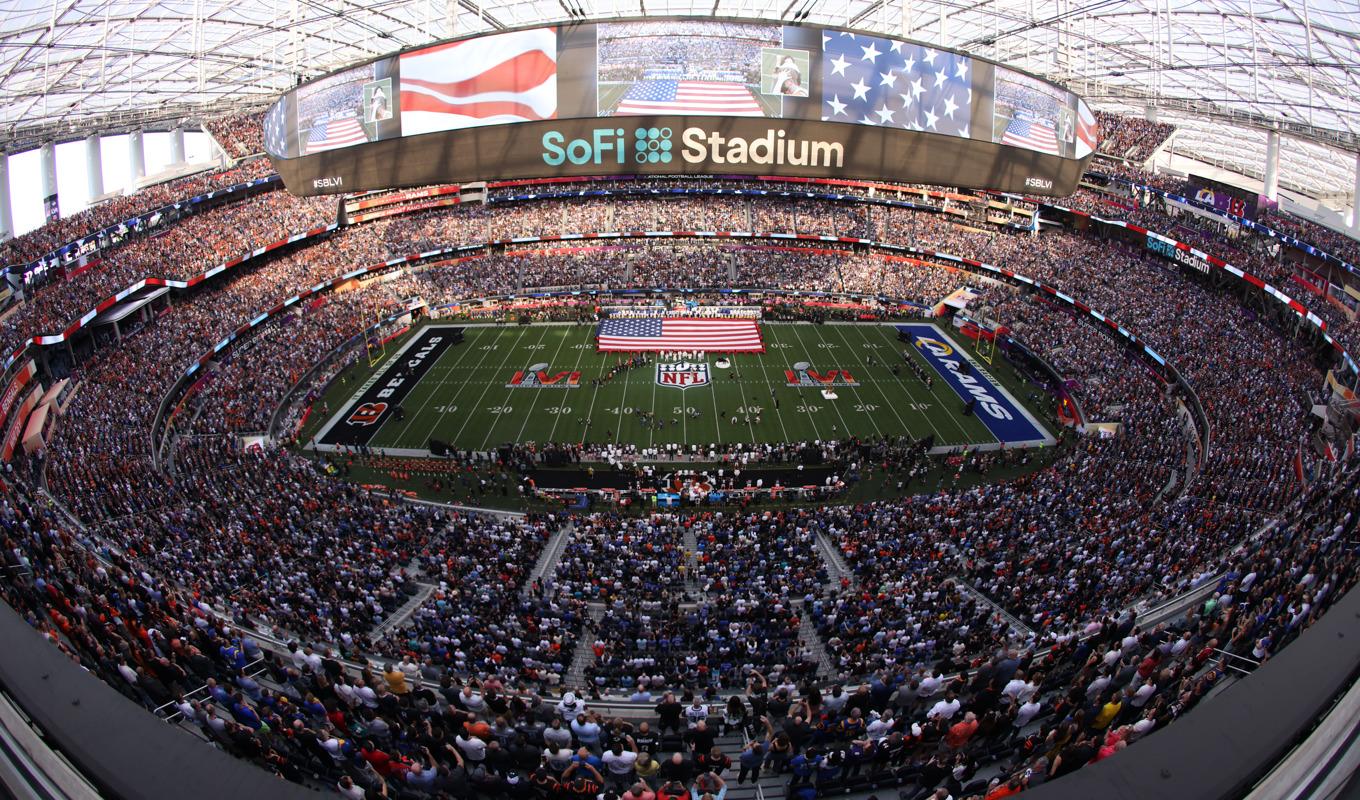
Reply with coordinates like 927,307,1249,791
399,28,557,136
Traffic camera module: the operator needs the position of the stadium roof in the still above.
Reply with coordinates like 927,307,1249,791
1,0,1357,195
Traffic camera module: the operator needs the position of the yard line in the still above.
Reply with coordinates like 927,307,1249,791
548,326,591,443
829,323,931,441
705,354,725,445
871,323,979,445
448,326,532,448
731,356,758,445
647,351,660,449
748,330,792,442
579,348,608,447
768,325,823,441
476,325,555,451
385,326,488,447
416,326,515,447
788,324,855,440
507,325,574,448
809,324,883,438
612,351,644,443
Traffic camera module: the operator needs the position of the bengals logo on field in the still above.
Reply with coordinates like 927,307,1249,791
346,402,388,426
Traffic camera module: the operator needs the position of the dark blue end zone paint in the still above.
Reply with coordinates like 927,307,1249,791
896,323,1054,447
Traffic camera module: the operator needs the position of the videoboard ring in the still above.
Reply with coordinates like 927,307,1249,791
266,16,1096,196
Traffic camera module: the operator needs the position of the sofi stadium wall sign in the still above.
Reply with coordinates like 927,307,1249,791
542,126,844,169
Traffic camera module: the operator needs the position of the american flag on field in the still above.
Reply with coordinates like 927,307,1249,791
821,31,972,136
399,28,557,137
597,318,764,352
1000,114,1060,155
613,80,764,117
303,115,369,154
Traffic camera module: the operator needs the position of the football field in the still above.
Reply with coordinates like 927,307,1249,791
309,321,1053,456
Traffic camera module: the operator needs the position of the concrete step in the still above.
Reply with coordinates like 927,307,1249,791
370,582,435,638
524,522,575,597
563,603,607,688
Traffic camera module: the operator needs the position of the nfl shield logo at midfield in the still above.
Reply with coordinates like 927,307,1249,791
656,361,710,389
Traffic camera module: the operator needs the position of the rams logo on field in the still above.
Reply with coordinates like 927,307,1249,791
346,402,388,426
913,336,954,358
507,363,582,389
784,361,860,387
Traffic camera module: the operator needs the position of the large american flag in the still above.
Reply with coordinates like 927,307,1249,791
613,80,764,116
1000,115,1060,155
264,101,289,158
399,28,557,136
821,32,972,136
597,318,764,352
303,115,368,154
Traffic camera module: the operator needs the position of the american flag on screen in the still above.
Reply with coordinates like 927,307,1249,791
303,115,369,154
264,101,289,157
821,32,972,136
399,28,557,136
614,80,764,117
1075,101,1099,159
1001,115,1060,155
597,318,764,352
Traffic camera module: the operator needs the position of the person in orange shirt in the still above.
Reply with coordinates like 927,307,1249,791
383,663,410,695
463,714,493,741
945,711,979,750
984,775,1026,799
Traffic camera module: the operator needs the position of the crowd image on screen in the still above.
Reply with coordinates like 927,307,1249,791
597,21,780,84
0,143,1355,800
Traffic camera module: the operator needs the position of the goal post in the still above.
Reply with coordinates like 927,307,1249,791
366,309,388,367
976,331,995,365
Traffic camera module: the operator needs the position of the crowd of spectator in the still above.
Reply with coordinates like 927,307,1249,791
0,168,1355,800
1092,111,1176,163
204,110,267,159
0,159,273,267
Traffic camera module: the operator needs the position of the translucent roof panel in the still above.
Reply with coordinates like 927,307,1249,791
1,0,1356,192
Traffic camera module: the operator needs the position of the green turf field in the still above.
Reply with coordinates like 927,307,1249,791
309,321,1051,456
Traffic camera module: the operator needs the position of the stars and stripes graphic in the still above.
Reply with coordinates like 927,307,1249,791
263,101,289,158
1000,115,1060,155
1075,100,1099,159
596,318,764,352
399,28,557,136
613,80,764,117
821,32,972,136
303,115,369,154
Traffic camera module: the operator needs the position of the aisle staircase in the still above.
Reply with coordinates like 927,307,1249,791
563,603,606,689
371,582,436,639
523,522,574,598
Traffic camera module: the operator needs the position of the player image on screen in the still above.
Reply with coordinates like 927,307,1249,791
296,63,377,155
992,66,1073,157
761,48,810,97
365,79,393,123
596,20,783,117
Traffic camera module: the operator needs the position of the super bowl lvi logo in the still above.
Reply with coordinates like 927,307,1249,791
656,361,710,389
784,361,859,387
507,363,582,389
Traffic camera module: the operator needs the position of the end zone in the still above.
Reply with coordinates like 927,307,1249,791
896,322,1056,449
311,326,463,449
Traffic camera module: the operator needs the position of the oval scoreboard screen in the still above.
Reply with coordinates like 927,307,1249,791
264,18,1096,196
